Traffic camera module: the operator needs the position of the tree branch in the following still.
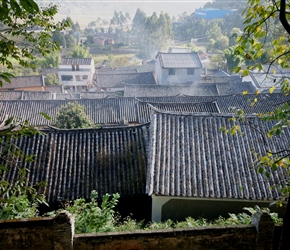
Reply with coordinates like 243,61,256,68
279,0,290,35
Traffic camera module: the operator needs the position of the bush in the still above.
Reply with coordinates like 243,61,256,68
65,191,120,233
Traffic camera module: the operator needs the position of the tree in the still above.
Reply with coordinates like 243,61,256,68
0,0,69,86
233,1,290,248
44,73,60,86
224,46,244,71
55,102,95,129
67,45,91,58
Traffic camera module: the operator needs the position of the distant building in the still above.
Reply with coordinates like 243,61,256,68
155,52,203,85
58,58,95,92
0,75,45,92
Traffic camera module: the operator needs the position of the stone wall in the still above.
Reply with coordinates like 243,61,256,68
0,212,280,250
0,211,73,250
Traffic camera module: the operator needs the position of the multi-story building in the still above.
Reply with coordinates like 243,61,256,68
58,58,95,92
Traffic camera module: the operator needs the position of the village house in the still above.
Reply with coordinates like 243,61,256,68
155,52,203,85
58,58,95,92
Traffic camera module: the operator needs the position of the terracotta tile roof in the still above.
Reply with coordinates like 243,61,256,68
1,126,149,202
146,112,288,200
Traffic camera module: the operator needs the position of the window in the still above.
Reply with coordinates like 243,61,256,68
169,68,175,75
82,75,88,80
187,68,194,75
76,75,81,81
72,65,80,71
61,75,73,81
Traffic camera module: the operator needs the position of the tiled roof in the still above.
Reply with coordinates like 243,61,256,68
147,102,219,113
157,52,202,68
0,98,139,126
0,93,289,126
146,112,288,200
216,81,256,95
1,126,149,202
96,72,156,88
0,91,52,100
21,91,52,100
136,93,290,114
0,75,44,89
124,84,218,97
136,101,220,124
60,58,93,65
0,91,22,100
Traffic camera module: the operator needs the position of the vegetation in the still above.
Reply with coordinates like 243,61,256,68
66,45,91,58
47,191,281,234
0,0,69,85
55,102,95,129
131,9,173,58
221,0,290,248
66,191,120,233
0,0,67,220
0,116,48,219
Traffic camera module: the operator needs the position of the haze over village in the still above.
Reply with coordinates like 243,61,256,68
1,0,290,249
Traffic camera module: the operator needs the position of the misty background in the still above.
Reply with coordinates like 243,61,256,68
37,0,212,27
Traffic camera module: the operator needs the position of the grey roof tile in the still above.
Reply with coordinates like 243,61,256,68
137,93,290,114
124,84,218,97
96,72,156,88
0,93,289,126
0,75,44,89
1,126,148,202
157,52,203,68
60,58,93,65
146,112,288,200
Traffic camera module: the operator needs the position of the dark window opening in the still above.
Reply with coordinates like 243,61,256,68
187,68,194,75
169,68,175,75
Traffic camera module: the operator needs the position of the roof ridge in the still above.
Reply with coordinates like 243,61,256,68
149,106,259,118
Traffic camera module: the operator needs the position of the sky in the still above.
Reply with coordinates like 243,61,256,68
37,0,214,27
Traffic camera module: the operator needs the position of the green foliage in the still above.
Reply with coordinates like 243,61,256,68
67,45,91,58
0,0,70,86
65,191,120,233
55,102,95,129
0,195,38,220
235,0,290,74
107,54,131,68
44,73,60,86
132,9,173,58
232,0,290,203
